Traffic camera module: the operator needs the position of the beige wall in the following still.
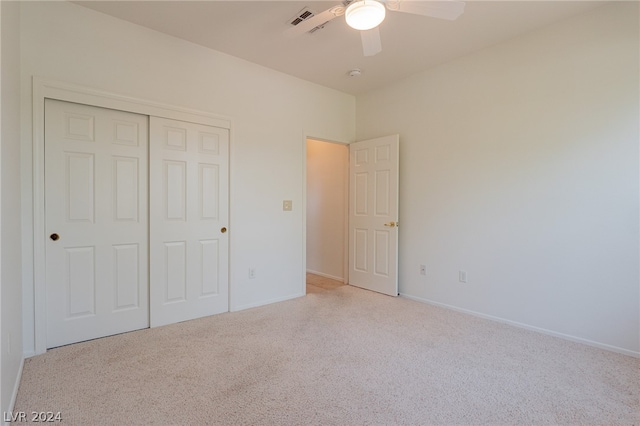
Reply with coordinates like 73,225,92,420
306,139,348,281
356,3,639,354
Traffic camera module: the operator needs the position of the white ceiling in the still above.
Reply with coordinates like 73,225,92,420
75,1,606,95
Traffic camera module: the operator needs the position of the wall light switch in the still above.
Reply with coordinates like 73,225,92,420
459,270,468,283
283,200,293,211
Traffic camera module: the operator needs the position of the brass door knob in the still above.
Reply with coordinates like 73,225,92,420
221,227,227,233
383,222,397,228
50,233,60,241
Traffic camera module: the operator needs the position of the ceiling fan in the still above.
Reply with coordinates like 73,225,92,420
285,0,465,57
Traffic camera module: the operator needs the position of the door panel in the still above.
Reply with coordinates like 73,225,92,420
165,241,187,302
349,135,399,296
66,246,95,317
113,157,139,221
150,117,229,327
113,244,140,310
45,99,149,348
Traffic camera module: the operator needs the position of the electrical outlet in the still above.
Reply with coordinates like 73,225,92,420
420,265,427,276
283,200,293,211
459,270,468,283
249,267,256,279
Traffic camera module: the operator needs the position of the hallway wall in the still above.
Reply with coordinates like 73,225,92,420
306,139,348,281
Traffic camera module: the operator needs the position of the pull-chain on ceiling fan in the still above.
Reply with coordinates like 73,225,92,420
286,0,465,57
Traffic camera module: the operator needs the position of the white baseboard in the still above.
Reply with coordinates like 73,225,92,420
306,269,345,283
400,293,640,358
231,292,305,312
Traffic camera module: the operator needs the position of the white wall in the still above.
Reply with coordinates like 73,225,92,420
1,0,23,412
20,1,355,355
356,3,640,354
306,139,348,281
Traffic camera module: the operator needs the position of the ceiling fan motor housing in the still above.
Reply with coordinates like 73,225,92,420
345,0,386,30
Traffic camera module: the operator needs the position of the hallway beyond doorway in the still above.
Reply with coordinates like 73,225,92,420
306,273,345,294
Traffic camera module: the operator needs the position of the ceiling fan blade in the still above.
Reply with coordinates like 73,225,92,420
361,27,382,57
386,1,465,21
284,6,343,37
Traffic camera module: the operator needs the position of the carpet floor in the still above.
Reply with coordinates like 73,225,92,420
15,285,639,425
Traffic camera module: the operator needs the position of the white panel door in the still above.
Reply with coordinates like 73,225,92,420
349,135,399,296
45,99,149,348
149,117,229,327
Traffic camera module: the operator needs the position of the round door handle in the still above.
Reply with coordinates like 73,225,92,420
50,233,60,241
221,227,227,233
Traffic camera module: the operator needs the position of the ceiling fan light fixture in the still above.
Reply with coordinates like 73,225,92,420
345,0,386,31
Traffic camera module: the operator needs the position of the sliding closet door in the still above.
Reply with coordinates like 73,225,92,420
149,117,229,327
45,99,149,348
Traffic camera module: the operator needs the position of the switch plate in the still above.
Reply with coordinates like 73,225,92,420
459,270,467,283
420,265,427,276
283,200,293,211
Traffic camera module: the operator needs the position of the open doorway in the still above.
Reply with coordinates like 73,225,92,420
306,138,349,294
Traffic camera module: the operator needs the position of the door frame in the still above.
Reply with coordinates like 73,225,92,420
302,134,350,294
31,77,232,355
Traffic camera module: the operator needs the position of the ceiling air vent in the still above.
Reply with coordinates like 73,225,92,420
288,7,329,33
289,8,315,26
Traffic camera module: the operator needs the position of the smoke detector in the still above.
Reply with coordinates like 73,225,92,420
348,69,362,77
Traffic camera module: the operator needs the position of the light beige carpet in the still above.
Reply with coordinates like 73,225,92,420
15,285,639,425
